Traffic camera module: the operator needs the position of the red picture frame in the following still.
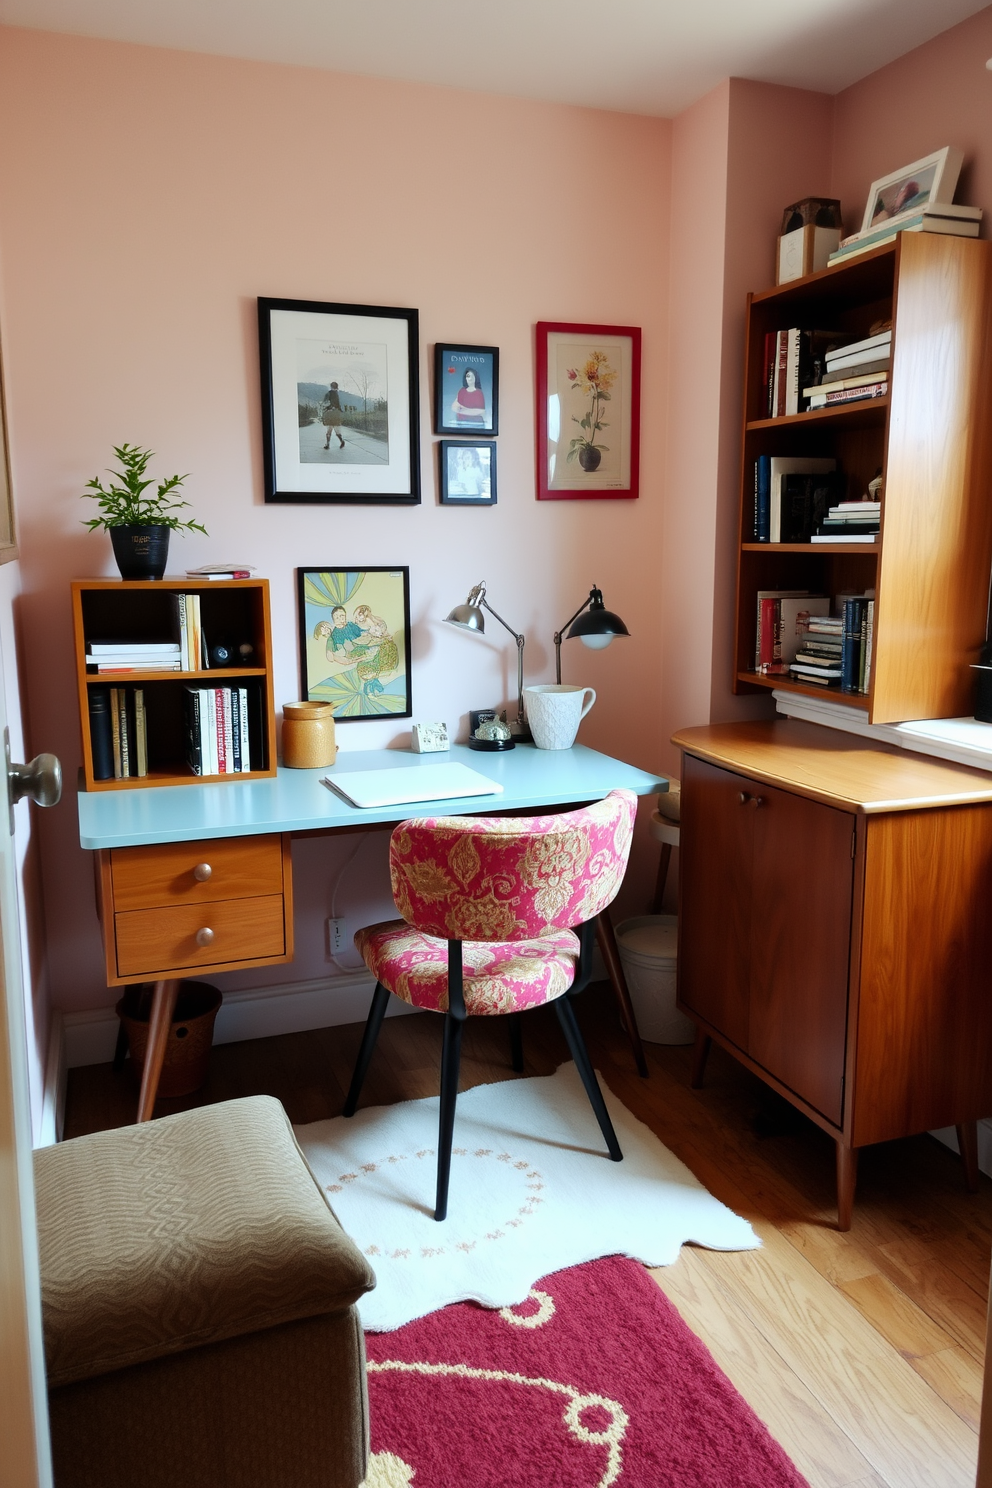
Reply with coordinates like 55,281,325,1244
536,321,641,501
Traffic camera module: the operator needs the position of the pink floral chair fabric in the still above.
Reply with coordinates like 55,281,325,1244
344,791,637,1220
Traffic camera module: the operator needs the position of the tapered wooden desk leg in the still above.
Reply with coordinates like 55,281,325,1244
651,843,673,915
836,1140,858,1231
957,1121,980,1192
596,911,649,1078
137,978,180,1123
690,1028,711,1089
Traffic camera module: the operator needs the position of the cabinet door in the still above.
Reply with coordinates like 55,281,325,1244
678,755,753,1050
748,784,854,1124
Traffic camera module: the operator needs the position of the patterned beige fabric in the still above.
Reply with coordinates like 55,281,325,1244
355,919,580,1013
35,1095,376,1387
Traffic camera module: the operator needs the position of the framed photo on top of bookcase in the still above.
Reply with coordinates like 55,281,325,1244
258,297,421,505
536,322,641,501
297,567,412,720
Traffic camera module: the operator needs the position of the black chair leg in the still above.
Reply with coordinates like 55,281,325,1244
112,1019,129,1073
554,996,623,1162
435,1011,464,1221
343,982,391,1117
508,1012,524,1073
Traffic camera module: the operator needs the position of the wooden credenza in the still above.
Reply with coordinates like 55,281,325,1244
674,719,992,1228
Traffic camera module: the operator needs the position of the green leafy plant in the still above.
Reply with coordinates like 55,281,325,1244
82,443,207,533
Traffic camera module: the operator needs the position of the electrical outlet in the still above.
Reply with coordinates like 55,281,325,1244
328,917,347,956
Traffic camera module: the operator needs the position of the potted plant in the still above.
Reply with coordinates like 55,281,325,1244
82,443,207,580
566,350,616,473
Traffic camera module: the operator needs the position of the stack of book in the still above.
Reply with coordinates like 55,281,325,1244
185,564,255,581
828,203,982,265
174,593,206,670
755,591,830,674
804,328,891,410
184,686,253,775
788,596,875,693
88,685,148,779
86,641,181,673
812,499,881,544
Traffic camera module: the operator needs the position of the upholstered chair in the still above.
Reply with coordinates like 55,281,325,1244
344,789,638,1220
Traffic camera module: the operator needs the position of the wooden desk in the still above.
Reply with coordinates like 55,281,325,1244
78,743,669,1118
673,718,992,1228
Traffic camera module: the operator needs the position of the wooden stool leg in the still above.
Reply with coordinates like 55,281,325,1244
652,843,673,915
137,978,180,1123
957,1121,980,1193
836,1140,858,1231
690,1028,711,1089
596,911,649,1078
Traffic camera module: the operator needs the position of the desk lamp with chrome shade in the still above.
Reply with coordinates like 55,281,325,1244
445,581,530,744
554,585,630,683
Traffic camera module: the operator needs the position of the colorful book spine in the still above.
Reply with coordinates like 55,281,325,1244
134,688,148,777
842,599,866,694
109,686,122,778
239,687,250,772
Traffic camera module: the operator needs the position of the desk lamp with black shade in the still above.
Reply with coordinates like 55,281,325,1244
554,585,630,683
445,581,529,747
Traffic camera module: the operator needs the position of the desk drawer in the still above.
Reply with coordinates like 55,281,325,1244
110,835,284,911
114,895,287,977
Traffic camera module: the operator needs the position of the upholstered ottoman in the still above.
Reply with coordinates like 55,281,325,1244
34,1095,376,1488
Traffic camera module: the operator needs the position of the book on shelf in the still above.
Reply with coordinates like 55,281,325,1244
88,687,114,781
766,330,844,416
811,532,879,543
172,592,208,671
185,564,256,579
184,685,253,776
822,347,890,376
754,592,829,674
779,469,842,542
753,455,771,541
757,457,836,542
842,598,867,693
134,689,148,778
828,212,981,265
88,641,181,656
807,380,888,410
803,370,890,399
789,662,842,684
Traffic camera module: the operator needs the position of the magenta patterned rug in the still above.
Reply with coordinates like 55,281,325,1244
360,1254,809,1488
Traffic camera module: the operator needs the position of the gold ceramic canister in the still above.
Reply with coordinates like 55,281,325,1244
281,701,337,768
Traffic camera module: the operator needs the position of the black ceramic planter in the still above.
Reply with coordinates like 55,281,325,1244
110,525,170,580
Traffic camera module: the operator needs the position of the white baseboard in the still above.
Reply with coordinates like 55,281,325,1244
62,969,414,1070
37,1009,65,1147
932,1120,992,1179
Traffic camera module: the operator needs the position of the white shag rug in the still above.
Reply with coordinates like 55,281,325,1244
295,1062,758,1331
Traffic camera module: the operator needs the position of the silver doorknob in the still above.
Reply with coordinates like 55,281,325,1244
5,729,61,832
195,927,215,947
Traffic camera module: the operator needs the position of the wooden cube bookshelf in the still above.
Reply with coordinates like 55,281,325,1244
734,233,992,724
72,577,278,790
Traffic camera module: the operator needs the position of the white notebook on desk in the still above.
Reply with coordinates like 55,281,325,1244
321,762,504,810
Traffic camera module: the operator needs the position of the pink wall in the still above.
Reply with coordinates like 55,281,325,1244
832,7,992,239
0,27,672,1015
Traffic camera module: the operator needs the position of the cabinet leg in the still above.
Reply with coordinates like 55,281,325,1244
596,911,649,1078
836,1141,858,1231
651,843,673,915
957,1121,980,1193
137,978,180,1123
690,1028,711,1089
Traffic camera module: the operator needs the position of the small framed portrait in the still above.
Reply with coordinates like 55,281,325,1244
297,567,412,720
860,147,963,235
536,321,641,501
439,441,496,505
259,298,420,505
434,343,499,435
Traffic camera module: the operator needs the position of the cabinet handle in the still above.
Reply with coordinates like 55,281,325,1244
751,796,765,809
195,927,215,947
193,863,212,882
738,791,751,805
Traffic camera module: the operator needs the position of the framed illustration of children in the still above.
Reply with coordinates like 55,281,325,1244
434,343,499,435
297,567,413,719
259,298,421,505
439,441,496,505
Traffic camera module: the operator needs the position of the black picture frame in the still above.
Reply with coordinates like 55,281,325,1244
259,298,420,505
438,441,497,505
297,567,413,720
434,343,499,435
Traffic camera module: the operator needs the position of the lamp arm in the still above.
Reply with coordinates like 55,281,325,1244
553,598,592,685
481,598,526,726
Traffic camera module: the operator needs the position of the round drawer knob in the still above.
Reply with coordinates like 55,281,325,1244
193,863,212,882
738,791,750,805
195,927,215,947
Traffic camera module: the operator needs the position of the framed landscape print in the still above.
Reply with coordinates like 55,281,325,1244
297,567,412,720
259,298,420,505
434,343,499,435
438,441,496,505
536,322,641,501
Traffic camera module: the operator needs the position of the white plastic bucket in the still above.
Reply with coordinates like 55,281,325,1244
615,914,694,1045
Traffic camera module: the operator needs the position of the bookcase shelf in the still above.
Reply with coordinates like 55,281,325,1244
734,233,992,724
72,577,278,790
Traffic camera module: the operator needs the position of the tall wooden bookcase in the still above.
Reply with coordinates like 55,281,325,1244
72,577,278,790
734,232,992,724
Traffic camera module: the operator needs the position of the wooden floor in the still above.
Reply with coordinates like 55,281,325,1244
65,982,989,1488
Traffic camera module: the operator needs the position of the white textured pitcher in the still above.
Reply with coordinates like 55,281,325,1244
524,685,596,750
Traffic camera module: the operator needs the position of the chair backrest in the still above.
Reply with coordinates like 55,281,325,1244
389,789,637,942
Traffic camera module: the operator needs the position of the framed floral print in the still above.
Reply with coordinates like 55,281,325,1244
536,322,641,501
